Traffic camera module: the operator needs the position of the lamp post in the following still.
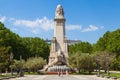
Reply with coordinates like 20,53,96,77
97,55,100,77
19,55,24,77
20,55,22,76
106,55,110,78
10,52,13,76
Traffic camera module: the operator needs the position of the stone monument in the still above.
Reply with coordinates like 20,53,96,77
45,5,70,72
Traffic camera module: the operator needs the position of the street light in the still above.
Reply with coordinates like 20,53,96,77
10,52,13,76
97,55,100,77
106,55,110,78
19,55,24,77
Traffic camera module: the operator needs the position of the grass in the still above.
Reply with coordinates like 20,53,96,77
72,71,120,78
24,72,39,75
72,71,96,75
0,73,17,78
99,72,120,78
110,73,120,78
0,74,9,77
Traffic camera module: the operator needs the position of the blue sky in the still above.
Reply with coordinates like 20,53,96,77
0,0,120,43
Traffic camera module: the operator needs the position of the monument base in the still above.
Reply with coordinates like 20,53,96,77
46,71,72,74
47,65,71,72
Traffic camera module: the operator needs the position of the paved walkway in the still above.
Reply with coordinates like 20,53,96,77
9,75,113,80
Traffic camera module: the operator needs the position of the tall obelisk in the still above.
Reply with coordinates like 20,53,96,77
45,5,69,72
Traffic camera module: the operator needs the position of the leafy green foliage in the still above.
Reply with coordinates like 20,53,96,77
0,22,49,71
0,22,25,60
69,52,95,74
69,42,92,55
1,21,120,72
110,56,120,70
10,59,25,70
93,29,120,57
93,29,120,70
22,37,49,60
0,22,49,60
94,51,115,72
0,46,10,71
24,57,46,72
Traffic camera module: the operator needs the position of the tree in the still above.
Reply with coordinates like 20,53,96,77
10,59,25,71
0,22,50,61
69,52,95,74
69,42,92,55
24,57,46,73
78,53,95,74
0,46,11,72
94,51,115,72
92,31,111,52
106,29,120,57
93,29,120,70
110,56,120,70
0,22,26,60
93,30,120,57
22,37,49,60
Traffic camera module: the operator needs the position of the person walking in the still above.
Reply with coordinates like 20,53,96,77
66,70,68,76
58,71,60,76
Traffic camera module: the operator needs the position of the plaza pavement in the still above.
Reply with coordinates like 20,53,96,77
9,75,114,80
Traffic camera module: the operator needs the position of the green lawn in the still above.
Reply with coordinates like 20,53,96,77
24,72,39,75
0,73,17,78
110,73,120,78
72,71,120,78
100,72,120,78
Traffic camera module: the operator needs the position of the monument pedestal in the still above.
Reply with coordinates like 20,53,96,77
47,65,70,72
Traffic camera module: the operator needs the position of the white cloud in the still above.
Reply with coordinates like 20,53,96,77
1,16,103,34
31,29,39,34
0,16,6,23
12,16,54,31
81,25,98,32
39,17,54,31
11,28,17,31
14,19,39,28
11,17,83,32
66,25,82,30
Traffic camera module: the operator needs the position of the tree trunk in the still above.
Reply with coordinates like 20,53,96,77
89,68,91,74
104,67,107,73
77,68,80,74
28,69,30,74
0,69,1,74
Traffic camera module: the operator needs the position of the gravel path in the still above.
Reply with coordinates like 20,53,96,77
9,75,112,80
